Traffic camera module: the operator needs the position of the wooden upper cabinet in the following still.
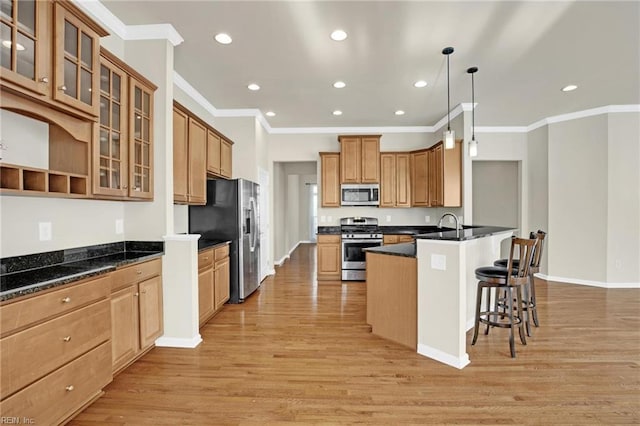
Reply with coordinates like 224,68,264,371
0,0,51,96
395,153,411,207
220,138,232,178
428,145,442,206
128,76,154,199
320,152,340,207
173,107,188,203
380,152,411,208
53,1,107,117
207,130,221,175
428,140,461,207
339,135,380,184
411,149,430,207
187,117,207,205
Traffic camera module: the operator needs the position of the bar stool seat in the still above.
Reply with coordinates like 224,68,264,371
472,236,537,358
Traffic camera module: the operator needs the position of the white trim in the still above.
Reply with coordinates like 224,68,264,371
74,0,127,39
274,255,289,266
274,241,310,266
174,72,219,117
155,335,202,348
417,344,470,369
162,233,201,241
476,126,528,133
432,103,470,132
537,274,640,289
526,105,640,132
269,126,433,135
125,24,184,46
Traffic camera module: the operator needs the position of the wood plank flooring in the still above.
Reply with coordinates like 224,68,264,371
70,243,640,425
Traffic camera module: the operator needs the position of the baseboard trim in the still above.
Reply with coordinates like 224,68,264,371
155,335,202,348
275,241,311,266
417,344,470,369
536,274,640,289
466,318,475,332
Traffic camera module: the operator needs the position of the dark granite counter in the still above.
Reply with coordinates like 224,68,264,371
365,242,416,258
1,241,164,301
317,226,341,235
317,225,442,235
414,226,514,242
198,239,231,251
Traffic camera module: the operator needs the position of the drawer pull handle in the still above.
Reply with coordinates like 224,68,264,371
63,336,71,342
65,385,74,392
204,257,209,260
134,292,139,297
61,297,71,303
141,290,147,294
136,270,143,275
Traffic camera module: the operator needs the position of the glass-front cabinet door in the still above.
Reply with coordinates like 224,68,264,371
95,54,128,197
0,0,49,95
53,1,105,117
129,80,153,199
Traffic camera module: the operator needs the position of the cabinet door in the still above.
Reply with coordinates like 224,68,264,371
95,56,128,197
317,243,341,277
383,235,400,245
442,141,462,207
111,285,138,372
220,138,232,178
411,150,429,206
360,137,380,183
138,275,163,350
214,258,230,310
198,267,215,326
432,144,444,206
0,0,50,95
187,118,207,204
207,130,221,175
340,137,361,184
395,153,411,207
173,107,188,203
379,153,396,207
129,80,154,199
53,2,101,117
320,152,340,207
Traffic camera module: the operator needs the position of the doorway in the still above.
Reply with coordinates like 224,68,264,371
309,184,318,242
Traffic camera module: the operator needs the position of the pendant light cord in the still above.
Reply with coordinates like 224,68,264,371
447,54,451,131
471,71,475,139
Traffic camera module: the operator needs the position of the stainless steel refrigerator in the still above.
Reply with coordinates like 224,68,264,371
189,178,260,303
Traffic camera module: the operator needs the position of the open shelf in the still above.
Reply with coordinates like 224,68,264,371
0,163,88,198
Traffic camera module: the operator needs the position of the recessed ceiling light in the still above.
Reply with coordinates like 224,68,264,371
333,81,346,89
265,111,276,117
395,110,405,116
330,30,347,41
414,80,427,88
562,84,578,92
333,110,343,116
214,33,232,45
247,83,260,91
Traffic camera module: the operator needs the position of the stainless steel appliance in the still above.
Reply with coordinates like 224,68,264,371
189,178,260,303
340,217,382,281
341,184,380,206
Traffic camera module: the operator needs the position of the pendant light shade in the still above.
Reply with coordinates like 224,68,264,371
467,66,478,157
442,47,455,149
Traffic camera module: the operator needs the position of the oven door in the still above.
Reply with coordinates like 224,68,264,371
341,239,382,269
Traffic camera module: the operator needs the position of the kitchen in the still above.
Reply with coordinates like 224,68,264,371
1,0,639,424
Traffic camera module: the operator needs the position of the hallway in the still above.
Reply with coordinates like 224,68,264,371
71,243,640,424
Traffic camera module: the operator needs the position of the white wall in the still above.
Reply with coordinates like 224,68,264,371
526,125,549,272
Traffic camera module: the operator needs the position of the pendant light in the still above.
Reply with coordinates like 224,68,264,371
467,66,478,157
442,47,455,149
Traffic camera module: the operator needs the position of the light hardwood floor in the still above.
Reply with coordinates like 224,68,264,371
71,243,640,425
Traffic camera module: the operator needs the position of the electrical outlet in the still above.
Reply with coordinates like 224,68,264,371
320,216,326,223
328,216,333,222
39,222,52,241
115,219,124,235
425,215,430,223
386,215,391,222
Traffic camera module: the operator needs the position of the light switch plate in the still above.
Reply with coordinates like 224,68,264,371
328,216,333,222
431,254,446,270
425,215,430,223
386,215,391,222
39,222,52,241
320,216,326,223
115,219,124,234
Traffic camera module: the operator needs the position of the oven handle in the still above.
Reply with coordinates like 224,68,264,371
342,239,383,244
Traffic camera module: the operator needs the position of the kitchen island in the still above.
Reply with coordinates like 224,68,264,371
365,226,513,369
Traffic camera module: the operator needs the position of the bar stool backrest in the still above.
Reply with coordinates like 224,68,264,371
506,236,537,285
531,230,547,269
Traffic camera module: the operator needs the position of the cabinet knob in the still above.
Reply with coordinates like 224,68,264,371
133,186,140,191
59,85,67,91
65,385,74,392
134,292,139,297
136,270,142,275
204,257,209,261
63,336,71,342
61,296,71,303
39,77,49,83
141,290,146,294
123,185,128,189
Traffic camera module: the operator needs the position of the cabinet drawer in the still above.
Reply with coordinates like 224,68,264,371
214,244,229,261
111,258,162,291
317,234,340,244
198,248,214,270
1,275,110,337
1,299,110,398
0,341,111,425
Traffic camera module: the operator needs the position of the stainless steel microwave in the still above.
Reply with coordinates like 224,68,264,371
341,184,380,206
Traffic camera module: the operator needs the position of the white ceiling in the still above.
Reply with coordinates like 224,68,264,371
101,0,640,129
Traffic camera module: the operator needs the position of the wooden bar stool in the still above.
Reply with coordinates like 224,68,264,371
472,236,537,358
494,230,546,331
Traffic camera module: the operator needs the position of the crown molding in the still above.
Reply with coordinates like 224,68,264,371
476,126,528,133
126,24,183,46
269,126,433,135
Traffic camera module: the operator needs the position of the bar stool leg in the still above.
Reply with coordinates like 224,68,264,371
522,281,532,337
516,285,527,346
507,287,516,358
529,273,540,327
472,283,483,345
484,286,492,335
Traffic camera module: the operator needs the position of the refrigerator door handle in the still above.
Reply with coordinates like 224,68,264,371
249,197,257,252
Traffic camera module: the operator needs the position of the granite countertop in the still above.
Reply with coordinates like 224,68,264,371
317,225,442,235
198,239,231,251
414,226,514,242
0,241,164,301
365,242,416,258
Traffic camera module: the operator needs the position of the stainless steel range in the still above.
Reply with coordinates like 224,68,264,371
340,217,383,281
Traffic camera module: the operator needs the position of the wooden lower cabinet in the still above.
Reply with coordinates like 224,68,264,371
383,234,415,245
110,258,163,374
198,244,230,327
0,275,112,425
317,235,342,281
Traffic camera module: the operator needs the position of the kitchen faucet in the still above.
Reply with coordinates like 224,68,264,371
437,212,462,230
